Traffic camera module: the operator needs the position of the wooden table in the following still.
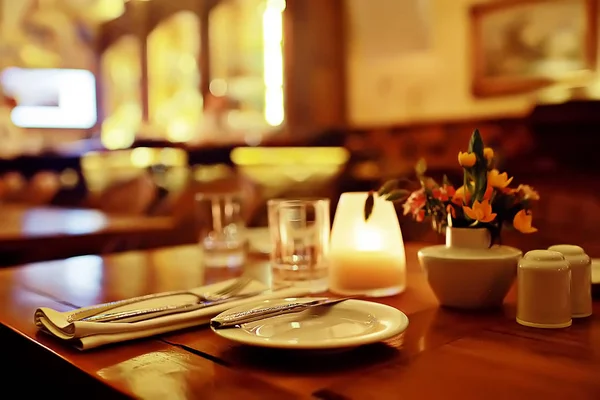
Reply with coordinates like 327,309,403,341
1,243,599,399
0,204,175,264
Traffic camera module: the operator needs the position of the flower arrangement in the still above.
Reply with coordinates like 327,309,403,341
364,129,539,245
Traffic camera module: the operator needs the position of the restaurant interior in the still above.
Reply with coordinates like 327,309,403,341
1,0,600,398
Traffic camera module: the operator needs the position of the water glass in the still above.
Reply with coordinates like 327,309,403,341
268,198,330,292
196,192,246,268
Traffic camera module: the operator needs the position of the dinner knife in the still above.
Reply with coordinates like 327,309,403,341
210,297,353,329
81,290,269,323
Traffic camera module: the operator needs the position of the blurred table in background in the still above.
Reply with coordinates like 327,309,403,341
0,204,176,266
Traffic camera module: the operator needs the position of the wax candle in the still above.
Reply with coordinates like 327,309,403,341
329,192,406,297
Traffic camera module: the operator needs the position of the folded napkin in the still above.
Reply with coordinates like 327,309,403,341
35,279,310,350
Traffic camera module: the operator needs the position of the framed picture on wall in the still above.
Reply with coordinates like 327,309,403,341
470,0,598,97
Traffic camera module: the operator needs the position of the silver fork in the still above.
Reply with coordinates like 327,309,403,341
66,276,253,323
81,287,268,323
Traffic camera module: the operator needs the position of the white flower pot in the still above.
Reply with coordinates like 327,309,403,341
418,227,522,309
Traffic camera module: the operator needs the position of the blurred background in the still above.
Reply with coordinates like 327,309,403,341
0,0,599,264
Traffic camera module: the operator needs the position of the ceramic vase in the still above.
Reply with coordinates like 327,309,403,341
418,227,522,309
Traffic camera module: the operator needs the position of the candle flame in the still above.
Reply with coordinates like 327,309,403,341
355,227,383,251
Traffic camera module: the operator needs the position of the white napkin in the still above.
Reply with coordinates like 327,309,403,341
34,279,310,350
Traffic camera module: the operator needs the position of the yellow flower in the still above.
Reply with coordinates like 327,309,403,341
488,169,513,188
513,209,537,233
483,147,494,160
458,152,476,168
463,199,496,223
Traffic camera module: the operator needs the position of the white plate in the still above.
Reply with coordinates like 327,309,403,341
210,297,409,350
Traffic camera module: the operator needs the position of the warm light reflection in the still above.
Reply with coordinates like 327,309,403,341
231,147,349,165
1,68,97,129
81,148,187,193
22,209,108,235
130,147,154,168
83,148,187,171
210,0,285,129
355,227,384,251
66,0,125,22
586,79,600,99
148,11,202,142
16,254,104,304
232,147,349,197
101,35,142,149
263,0,285,126
98,352,199,400
63,255,104,298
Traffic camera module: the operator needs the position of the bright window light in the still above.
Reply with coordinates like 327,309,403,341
0,68,98,129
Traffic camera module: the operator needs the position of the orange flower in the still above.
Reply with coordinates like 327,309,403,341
513,209,537,233
482,184,493,200
452,185,470,205
488,169,513,188
463,199,496,223
483,147,494,160
458,152,476,168
453,184,492,204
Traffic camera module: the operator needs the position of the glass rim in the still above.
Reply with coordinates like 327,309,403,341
267,198,330,206
195,191,243,201
267,197,331,204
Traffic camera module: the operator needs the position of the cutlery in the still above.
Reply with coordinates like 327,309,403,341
210,297,353,329
81,285,291,323
67,276,252,323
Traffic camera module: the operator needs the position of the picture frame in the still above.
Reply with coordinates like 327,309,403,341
470,0,598,97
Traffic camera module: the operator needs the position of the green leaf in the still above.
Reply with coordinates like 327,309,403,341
468,129,484,158
385,189,410,202
415,158,427,177
467,128,489,202
364,192,375,221
377,180,398,196
474,169,488,202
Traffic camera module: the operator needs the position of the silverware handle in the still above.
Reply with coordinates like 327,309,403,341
81,291,263,323
211,302,312,328
82,303,199,323
67,289,198,322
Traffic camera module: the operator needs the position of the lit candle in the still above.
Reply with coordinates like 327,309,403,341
329,192,406,297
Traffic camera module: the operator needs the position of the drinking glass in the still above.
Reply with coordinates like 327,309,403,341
196,192,246,268
268,198,330,292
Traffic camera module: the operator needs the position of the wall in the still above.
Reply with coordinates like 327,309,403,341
345,0,598,126
0,1,30,36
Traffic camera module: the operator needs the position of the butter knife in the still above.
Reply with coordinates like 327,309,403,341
210,297,352,329
82,290,267,323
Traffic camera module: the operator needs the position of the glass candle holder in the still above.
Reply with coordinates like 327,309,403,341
329,192,406,297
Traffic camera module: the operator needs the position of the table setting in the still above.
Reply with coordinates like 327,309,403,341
34,278,310,350
32,129,594,365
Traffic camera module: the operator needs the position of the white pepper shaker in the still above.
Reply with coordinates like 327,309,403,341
517,250,572,329
548,244,592,318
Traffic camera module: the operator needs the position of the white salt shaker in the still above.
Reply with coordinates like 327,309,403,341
548,244,592,318
517,250,572,329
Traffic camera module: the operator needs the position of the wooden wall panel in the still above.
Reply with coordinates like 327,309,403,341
283,0,347,137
